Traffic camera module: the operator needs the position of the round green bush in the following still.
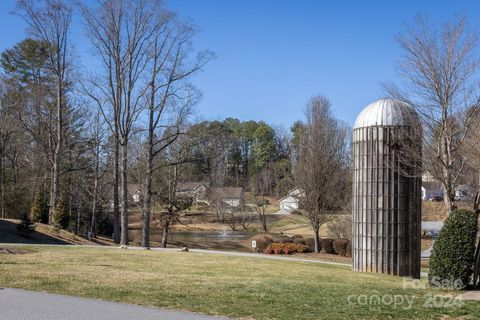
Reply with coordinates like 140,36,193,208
428,209,478,290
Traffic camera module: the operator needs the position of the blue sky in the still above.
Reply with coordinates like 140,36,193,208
1,0,480,128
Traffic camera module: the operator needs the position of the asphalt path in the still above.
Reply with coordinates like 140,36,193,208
0,288,229,320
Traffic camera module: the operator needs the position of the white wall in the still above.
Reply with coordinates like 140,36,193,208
280,196,298,210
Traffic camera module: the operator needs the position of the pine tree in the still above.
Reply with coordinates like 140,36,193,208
30,189,49,224
52,197,68,231
17,212,36,233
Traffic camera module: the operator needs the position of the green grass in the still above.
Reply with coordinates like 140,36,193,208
269,214,310,228
0,246,478,319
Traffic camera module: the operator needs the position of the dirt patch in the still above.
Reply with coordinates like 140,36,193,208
0,247,30,254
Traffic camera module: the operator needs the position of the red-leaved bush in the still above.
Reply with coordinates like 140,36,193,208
265,243,311,255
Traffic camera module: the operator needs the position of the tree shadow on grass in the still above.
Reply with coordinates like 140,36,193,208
0,219,69,245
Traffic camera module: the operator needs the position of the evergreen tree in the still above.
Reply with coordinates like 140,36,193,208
30,189,49,224
17,212,36,233
52,197,69,231
250,123,276,174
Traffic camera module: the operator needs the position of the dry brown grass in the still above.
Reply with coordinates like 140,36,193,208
1,246,478,319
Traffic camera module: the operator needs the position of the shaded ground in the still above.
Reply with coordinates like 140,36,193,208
0,219,109,246
0,219,68,245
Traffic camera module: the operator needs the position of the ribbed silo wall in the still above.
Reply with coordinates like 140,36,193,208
352,125,421,278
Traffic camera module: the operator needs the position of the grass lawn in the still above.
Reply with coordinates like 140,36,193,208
0,246,478,320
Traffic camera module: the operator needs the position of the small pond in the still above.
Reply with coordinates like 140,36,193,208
129,229,257,244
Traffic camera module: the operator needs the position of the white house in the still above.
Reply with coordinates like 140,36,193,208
210,187,245,208
279,188,303,211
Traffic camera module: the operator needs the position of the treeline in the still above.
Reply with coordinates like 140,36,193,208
182,119,294,195
0,0,306,247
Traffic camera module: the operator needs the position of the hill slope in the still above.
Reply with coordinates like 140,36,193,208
0,219,106,245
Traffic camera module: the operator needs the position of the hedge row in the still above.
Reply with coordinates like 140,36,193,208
265,243,311,255
250,234,352,256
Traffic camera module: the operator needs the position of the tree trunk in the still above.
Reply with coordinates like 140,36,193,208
474,172,480,214
120,142,129,246
142,96,155,248
161,219,170,248
314,227,321,253
442,183,455,214
142,142,153,248
112,132,120,244
473,210,480,288
50,81,62,222
91,168,99,238
0,149,4,219
262,217,267,232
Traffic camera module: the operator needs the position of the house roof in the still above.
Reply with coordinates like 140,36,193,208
210,187,243,200
176,181,209,192
127,183,141,195
279,188,304,202
279,194,297,202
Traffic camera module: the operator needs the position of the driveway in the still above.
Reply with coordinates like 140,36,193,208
0,288,229,320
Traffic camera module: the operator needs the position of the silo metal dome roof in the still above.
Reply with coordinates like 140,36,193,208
354,98,420,129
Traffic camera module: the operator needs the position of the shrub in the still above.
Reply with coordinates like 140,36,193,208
429,209,478,290
346,240,352,257
333,239,349,256
289,234,304,241
16,212,36,234
321,238,335,254
294,243,310,253
277,235,292,243
251,234,274,252
327,215,352,240
305,238,317,252
293,237,307,245
265,242,311,255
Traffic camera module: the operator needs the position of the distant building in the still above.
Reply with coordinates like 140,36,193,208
176,182,210,204
279,188,303,211
209,187,245,208
421,182,443,201
128,184,141,203
421,173,473,201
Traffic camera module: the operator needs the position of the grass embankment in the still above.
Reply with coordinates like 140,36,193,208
0,246,478,319
0,219,111,245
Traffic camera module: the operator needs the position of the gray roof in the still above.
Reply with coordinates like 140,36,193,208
354,98,421,129
210,187,243,200
176,181,209,192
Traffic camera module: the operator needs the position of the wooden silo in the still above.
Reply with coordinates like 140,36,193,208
352,99,422,278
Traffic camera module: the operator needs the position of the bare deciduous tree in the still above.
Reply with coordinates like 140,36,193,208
386,15,480,213
84,110,109,238
294,96,350,253
141,10,213,248
15,0,73,221
326,215,352,240
81,0,163,245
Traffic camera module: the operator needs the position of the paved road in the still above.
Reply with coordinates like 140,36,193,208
0,288,229,320
421,242,435,259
